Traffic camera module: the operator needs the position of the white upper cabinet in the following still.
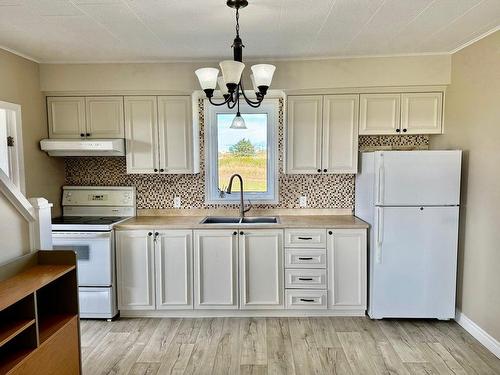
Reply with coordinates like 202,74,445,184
85,96,124,138
193,230,239,309
322,95,359,174
158,96,193,173
327,229,367,311
239,229,284,309
359,93,401,135
125,95,197,174
116,230,156,310
401,93,443,134
286,95,323,174
359,92,443,135
47,97,86,139
124,96,159,174
48,96,125,139
286,95,359,174
155,230,193,310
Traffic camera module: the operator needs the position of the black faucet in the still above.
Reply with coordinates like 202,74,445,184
226,173,251,219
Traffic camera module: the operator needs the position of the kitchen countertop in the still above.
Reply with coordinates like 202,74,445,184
115,214,369,230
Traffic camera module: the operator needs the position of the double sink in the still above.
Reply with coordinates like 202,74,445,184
200,216,279,225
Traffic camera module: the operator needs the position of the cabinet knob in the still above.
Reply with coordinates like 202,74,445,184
154,168,158,172
323,169,327,173
239,231,244,235
233,231,237,236
328,231,333,235
159,168,165,172
396,128,401,133
148,232,152,236
80,133,85,137
317,169,321,173
86,133,91,137
402,128,407,133
155,232,159,236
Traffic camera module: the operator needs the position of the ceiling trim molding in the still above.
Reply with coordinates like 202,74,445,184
449,25,500,54
39,51,451,65
0,45,39,63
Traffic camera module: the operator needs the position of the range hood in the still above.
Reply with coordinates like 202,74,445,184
40,139,125,157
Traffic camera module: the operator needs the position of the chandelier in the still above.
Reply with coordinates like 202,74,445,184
195,0,276,129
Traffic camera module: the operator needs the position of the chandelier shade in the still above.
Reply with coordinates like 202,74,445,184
195,68,219,91
230,112,246,129
251,64,276,90
219,60,245,89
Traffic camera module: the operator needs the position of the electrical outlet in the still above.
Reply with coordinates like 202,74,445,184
173,197,181,208
299,196,307,208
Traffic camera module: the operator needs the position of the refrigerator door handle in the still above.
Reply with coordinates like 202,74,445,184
377,165,385,205
376,208,384,263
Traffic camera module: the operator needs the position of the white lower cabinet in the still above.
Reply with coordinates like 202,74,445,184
116,230,155,310
193,230,239,309
239,229,284,309
155,230,193,309
327,229,367,311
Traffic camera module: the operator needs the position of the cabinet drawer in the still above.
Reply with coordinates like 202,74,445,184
285,269,327,289
285,249,326,268
285,229,326,248
285,290,327,309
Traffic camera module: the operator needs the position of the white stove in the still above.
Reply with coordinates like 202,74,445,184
51,186,135,320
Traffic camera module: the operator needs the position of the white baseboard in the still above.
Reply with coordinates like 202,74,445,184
120,309,366,318
455,310,500,359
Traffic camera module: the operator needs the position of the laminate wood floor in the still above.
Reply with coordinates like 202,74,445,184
80,317,500,375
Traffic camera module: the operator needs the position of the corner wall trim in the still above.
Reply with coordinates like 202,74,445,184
455,310,500,359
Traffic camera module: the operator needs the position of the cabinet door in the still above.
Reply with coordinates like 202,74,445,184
116,230,155,310
401,93,443,134
158,96,193,173
239,229,284,309
286,95,323,174
47,97,86,138
193,230,238,309
85,96,124,138
359,94,400,135
322,95,359,174
155,230,193,309
124,96,159,174
327,229,367,311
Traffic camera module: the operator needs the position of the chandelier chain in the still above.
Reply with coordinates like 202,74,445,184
235,8,240,37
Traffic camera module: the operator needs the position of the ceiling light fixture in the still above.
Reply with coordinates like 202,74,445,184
195,0,276,129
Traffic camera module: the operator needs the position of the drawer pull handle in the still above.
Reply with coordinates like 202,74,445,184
298,277,313,281
298,257,313,260
300,298,315,302
298,237,313,240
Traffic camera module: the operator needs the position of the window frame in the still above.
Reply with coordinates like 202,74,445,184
205,98,279,204
0,101,25,194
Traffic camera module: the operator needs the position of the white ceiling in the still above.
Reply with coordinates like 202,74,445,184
0,0,499,63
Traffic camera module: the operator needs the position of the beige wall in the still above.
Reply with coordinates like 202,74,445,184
431,31,500,341
0,194,30,264
0,48,65,214
39,54,451,92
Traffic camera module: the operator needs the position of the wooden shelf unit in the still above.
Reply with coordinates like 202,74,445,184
0,251,81,375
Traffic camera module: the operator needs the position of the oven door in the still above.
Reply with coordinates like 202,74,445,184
52,231,113,286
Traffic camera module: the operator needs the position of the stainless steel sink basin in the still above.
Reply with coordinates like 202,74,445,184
200,216,279,224
241,217,278,224
200,216,241,224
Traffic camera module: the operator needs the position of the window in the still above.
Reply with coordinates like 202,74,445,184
205,99,278,203
0,101,24,193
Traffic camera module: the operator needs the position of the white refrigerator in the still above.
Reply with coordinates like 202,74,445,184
355,150,462,319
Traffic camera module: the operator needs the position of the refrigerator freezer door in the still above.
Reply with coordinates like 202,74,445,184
369,206,459,319
375,151,461,206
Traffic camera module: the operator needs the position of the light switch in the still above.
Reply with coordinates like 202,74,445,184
173,197,181,208
299,196,307,208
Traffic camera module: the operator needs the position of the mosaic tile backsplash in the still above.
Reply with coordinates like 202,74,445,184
65,99,429,210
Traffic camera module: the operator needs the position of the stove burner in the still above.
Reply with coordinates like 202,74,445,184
52,216,126,226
